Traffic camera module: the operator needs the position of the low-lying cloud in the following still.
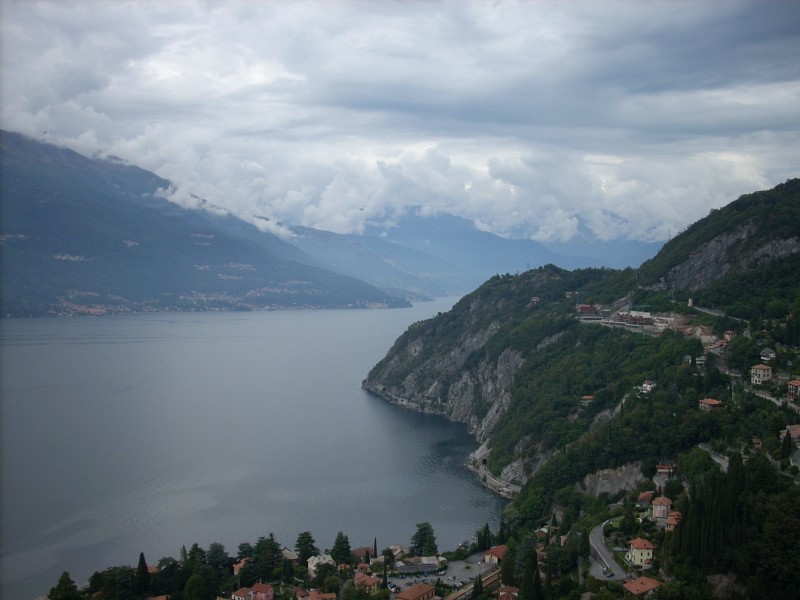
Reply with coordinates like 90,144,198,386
2,0,798,242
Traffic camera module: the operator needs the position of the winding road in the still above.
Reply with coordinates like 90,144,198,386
589,521,627,581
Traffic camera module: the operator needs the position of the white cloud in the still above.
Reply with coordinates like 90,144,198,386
2,0,798,242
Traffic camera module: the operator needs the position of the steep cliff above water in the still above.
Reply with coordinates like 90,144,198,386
362,179,800,494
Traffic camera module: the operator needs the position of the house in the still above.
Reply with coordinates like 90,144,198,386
637,491,655,508
233,559,249,576
750,364,772,385
498,587,519,600
282,548,299,567
484,544,508,564
788,379,800,401
753,437,762,450
308,592,337,600
307,554,335,578
250,583,273,600
577,304,600,319
579,395,594,407
294,588,310,600
655,464,675,477
352,546,374,563
356,562,372,574
699,398,723,411
626,538,655,566
652,496,672,520
780,424,800,447
389,544,410,560
232,589,252,600
354,572,382,594
761,347,777,362
396,583,435,600
641,380,657,393
666,511,682,532
623,576,661,596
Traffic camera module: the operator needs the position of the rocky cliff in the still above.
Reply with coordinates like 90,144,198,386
363,179,800,502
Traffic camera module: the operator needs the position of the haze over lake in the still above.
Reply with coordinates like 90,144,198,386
0,298,505,600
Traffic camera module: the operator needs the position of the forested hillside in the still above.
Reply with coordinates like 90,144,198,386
364,180,800,598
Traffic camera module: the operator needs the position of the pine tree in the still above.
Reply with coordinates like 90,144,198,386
48,571,82,600
331,531,352,565
134,552,149,595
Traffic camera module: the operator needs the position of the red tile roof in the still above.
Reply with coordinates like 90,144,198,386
629,537,655,550
485,544,508,559
396,583,435,600
623,576,661,596
652,496,672,506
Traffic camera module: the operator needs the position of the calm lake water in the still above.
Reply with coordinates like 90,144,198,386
0,298,505,599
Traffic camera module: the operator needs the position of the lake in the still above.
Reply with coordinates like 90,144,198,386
0,298,506,599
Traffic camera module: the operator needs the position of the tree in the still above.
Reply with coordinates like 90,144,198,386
519,556,535,600
781,430,794,459
238,542,254,560
500,544,517,586
331,531,352,565
206,542,229,572
254,534,282,581
134,552,150,595
410,522,438,556
313,563,339,589
473,574,484,600
184,568,213,600
296,531,319,566
187,543,207,568
48,571,82,600
620,499,637,535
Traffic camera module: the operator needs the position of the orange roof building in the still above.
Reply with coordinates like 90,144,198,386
396,583,435,600
623,576,661,596
484,544,508,563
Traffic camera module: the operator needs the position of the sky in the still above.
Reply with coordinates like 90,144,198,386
1,0,799,243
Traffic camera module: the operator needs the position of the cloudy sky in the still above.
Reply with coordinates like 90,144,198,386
2,0,799,243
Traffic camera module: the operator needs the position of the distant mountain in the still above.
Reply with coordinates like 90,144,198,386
539,236,663,269
362,210,607,291
287,225,471,300
0,131,409,316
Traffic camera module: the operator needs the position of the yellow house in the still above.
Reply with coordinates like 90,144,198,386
626,538,654,566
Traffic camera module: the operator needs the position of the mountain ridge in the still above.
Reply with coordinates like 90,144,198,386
0,130,410,315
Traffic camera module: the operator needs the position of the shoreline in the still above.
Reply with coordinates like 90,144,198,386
362,382,520,500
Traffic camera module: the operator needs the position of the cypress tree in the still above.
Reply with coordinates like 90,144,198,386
473,574,483,599
532,568,544,600
134,552,149,594
520,556,534,600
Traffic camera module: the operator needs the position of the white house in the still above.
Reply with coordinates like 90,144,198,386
307,554,335,578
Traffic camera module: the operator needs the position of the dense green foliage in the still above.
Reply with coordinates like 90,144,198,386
410,521,438,556
362,179,800,598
